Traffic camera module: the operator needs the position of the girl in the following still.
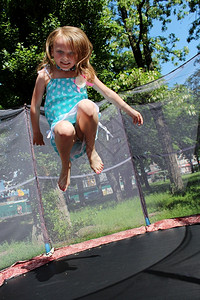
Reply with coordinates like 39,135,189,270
31,26,143,192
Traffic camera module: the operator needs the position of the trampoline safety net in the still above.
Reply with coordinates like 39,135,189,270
0,54,199,271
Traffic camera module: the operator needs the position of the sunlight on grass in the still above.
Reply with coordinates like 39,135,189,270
0,241,44,271
69,197,145,243
68,172,200,243
145,172,200,222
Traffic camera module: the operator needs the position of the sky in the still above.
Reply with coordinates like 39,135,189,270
151,11,199,76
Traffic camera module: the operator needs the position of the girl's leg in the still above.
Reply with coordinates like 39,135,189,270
76,100,104,174
54,120,76,191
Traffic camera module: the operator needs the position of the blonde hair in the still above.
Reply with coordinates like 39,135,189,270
38,26,96,82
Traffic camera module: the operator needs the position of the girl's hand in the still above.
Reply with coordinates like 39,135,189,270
131,109,143,126
33,131,45,146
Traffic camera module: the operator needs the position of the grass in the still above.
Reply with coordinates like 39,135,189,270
67,172,200,244
69,198,145,243
0,240,44,271
145,172,200,222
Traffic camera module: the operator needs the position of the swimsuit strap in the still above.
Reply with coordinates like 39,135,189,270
37,66,52,80
44,66,52,79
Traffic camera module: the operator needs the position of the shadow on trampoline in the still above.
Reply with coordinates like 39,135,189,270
32,254,100,283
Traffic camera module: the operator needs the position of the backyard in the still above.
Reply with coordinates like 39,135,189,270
0,171,199,271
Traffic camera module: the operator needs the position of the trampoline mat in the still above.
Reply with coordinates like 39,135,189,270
1,224,200,299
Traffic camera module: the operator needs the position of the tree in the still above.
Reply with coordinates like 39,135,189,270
108,0,190,71
0,10,61,108
107,0,195,193
184,56,200,169
0,0,113,108
0,0,196,107
187,0,200,50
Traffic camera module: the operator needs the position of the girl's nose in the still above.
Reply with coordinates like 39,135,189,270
64,54,70,60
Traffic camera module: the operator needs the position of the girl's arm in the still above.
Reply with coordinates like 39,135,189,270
30,71,46,145
93,76,143,125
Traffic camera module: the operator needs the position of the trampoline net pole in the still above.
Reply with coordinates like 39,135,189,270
119,109,150,226
24,104,52,253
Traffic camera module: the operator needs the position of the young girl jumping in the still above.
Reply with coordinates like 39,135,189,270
31,26,143,192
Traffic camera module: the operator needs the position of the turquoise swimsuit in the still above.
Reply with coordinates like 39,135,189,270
43,67,100,160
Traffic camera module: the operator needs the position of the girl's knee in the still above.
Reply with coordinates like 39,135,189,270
54,121,75,137
78,99,97,118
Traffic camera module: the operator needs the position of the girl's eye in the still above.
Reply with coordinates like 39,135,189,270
57,50,63,54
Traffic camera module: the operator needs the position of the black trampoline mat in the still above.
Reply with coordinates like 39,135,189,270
1,224,200,300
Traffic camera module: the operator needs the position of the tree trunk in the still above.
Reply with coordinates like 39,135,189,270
119,2,154,71
119,6,144,69
76,178,86,205
150,103,184,193
107,171,123,202
138,159,151,191
30,183,46,244
189,158,194,173
95,174,104,198
120,167,133,198
56,187,72,227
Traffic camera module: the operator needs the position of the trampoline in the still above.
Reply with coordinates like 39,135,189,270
0,54,200,299
0,223,200,299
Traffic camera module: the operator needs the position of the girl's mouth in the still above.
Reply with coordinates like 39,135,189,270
60,62,70,68
62,61,70,65
56,63,75,72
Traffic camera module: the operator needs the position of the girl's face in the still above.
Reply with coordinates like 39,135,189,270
51,36,77,71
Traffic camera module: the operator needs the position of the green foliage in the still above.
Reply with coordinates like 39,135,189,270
42,189,71,242
35,151,60,176
2,44,41,73
109,0,191,70
0,13,61,108
187,0,200,48
109,67,160,93
1,43,42,108
27,14,61,48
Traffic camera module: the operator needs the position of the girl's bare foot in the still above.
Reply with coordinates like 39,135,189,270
58,161,71,192
87,147,104,174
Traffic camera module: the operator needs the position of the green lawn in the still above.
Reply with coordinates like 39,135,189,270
145,172,200,222
0,241,44,271
66,172,200,244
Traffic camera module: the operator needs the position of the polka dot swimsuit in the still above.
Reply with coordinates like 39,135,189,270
43,67,99,160
44,77,88,128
